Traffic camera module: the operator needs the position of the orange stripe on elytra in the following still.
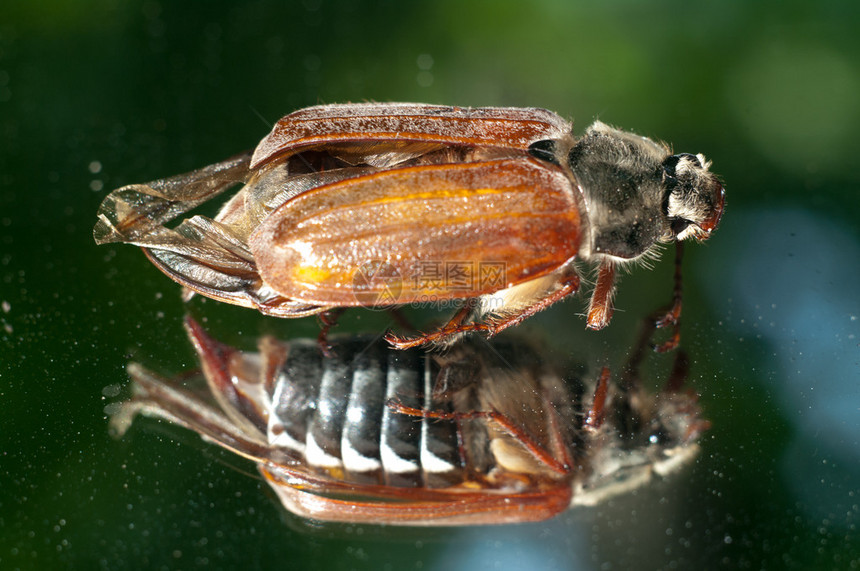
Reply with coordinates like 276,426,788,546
279,160,558,220
300,209,578,246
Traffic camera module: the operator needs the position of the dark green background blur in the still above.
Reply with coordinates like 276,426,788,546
2,1,859,569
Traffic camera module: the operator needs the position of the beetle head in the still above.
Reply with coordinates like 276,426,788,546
662,153,725,241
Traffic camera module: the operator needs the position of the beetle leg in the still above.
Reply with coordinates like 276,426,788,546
184,316,275,435
316,308,347,357
384,301,480,349
618,294,685,394
662,349,712,440
583,367,611,431
385,272,581,349
652,242,685,353
663,348,690,394
615,289,692,421
387,400,569,475
588,242,683,346
480,271,581,335
586,259,617,330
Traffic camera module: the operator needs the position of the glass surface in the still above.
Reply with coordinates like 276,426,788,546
2,1,858,569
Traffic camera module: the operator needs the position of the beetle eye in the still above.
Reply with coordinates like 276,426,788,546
670,218,691,237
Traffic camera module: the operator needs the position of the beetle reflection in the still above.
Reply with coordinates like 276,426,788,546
111,317,707,526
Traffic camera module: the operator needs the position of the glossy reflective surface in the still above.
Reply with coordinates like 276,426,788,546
2,2,859,569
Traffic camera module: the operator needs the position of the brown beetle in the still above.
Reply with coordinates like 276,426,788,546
109,317,707,525
94,104,724,348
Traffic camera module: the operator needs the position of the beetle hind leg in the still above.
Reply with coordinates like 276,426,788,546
386,269,581,350
385,299,487,349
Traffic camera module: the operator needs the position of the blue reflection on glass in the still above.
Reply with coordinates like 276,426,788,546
702,207,860,524
432,517,590,571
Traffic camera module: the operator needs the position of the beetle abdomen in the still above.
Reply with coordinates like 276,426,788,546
266,339,465,488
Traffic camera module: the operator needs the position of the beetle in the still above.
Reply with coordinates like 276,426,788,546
94,103,724,348
109,316,707,526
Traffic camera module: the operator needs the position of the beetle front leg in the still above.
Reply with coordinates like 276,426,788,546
583,367,611,431
652,242,685,353
586,259,616,330
619,288,688,395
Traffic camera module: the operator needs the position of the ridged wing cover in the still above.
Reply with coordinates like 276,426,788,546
249,157,582,305
250,103,572,169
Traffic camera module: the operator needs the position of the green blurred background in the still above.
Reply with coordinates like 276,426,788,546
2,1,859,569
